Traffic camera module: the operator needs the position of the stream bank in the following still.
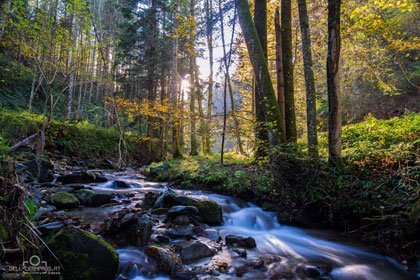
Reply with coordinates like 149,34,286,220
0,159,416,280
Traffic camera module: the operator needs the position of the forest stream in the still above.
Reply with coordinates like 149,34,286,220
60,169,414,280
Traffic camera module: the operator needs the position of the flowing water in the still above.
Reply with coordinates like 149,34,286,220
70,170,415,280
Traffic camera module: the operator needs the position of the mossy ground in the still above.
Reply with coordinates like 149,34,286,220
0,109,157,163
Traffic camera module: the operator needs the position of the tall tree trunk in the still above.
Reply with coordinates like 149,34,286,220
297,0,318,156
67,16,78,122
253,0,269,155
274,8,287,143
146,0,158,140
171,0,182,158
189,0,198,156
236,0,283,147
281,0,297,142
327,0,342,162
221,76,227,164
204,0,213,155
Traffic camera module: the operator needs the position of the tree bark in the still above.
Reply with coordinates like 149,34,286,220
236,0,283,148
297,0,318,156
327,0,342,162
274,8,287,143
171,0,182,158
204,0,213,155
281,0,297,142
253,0,269,155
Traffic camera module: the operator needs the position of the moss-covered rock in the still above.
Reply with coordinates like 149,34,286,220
74,189,112,206
45,226,118,280
48,192,80,209
195,200,223,226
153,190,223,225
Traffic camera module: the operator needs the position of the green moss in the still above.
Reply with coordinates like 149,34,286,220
45,227,119,280
0,109,156,164
0,223,8,240
49,192,80,209
196,200,223,226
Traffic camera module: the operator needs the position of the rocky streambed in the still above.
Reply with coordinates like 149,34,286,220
9,162,416,280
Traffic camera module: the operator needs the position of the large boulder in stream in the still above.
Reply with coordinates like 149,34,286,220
144,246,182,275
226,234,257,248
75,189,112,206
45,226,119,280
174,240,215,262
167,205,199,219
48,191,80,209
106,213,153,246
154,190,223,225
57,171,108,184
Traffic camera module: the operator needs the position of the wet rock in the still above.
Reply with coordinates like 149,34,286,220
154,191,223,226
149,163,170,177
143,192,160,208
195,199,223,226
173,215,190,225
144,246,182,275
38,221,65,234
110,213,153,247
225,235,256,249
266,262,295,280
45,226,119,280
110,180,131,189
56,210,66,216
167,205,199,219
173,269,196,280
235,264,249,277
165,225,195,238
34,205,56,220
174,240,215,262
210,269,220,276
75,189,112,206
153,189,178,208
232,248,247,258
200,229,222,241
16,159,53,182
303,264,326,278
152,207,169,215
65,183,86,190
48,191,80,209
49,186,76,193
122,214,151,245
156,235,170,244
57,171,108,184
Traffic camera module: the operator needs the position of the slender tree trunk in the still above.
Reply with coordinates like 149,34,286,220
67,16,78,121
236,0,282,147
327,0,342,162
171,0,182,158
297,0,318,156
274,8,287,143
281,0,297,142
189,0,198,156
204,0,213,155
221,76,227,164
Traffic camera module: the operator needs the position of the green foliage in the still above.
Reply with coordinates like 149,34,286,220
0,109,155,163
318,113,419,162
23,198,37,220
0,54,33,109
